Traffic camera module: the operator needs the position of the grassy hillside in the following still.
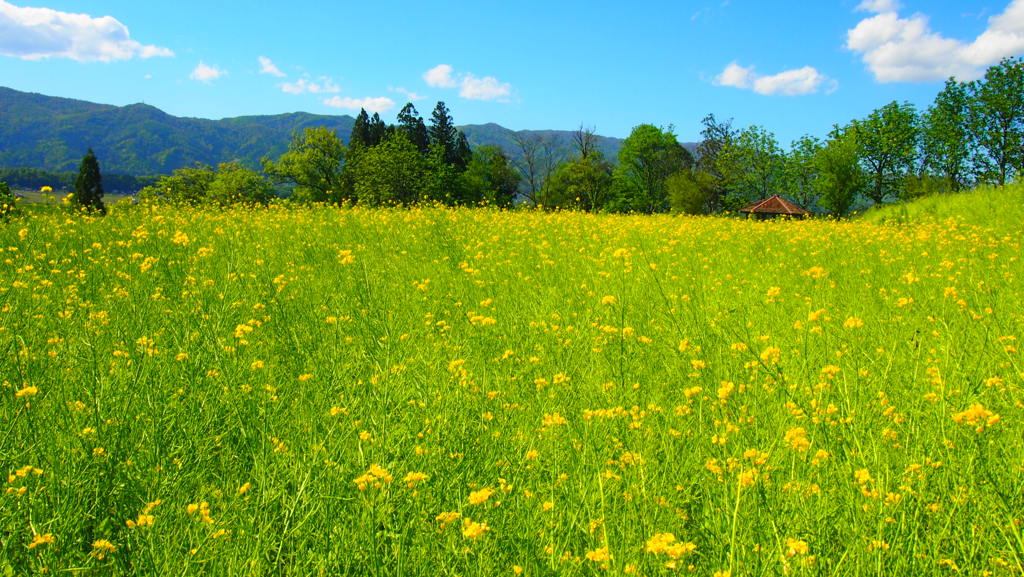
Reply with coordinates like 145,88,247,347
860,184,1024,230
1,203,1021,574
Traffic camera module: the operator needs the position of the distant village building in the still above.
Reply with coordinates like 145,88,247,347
739,195,809,219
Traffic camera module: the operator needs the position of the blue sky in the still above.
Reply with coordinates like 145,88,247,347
1,0,1022,146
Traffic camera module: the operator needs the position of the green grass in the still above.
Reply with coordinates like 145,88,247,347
859,183,1024,231
11,189,132,205
1,200,1022,575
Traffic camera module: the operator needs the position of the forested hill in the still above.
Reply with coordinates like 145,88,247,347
461,122,624,163
0,87,356,174
0,86,659,176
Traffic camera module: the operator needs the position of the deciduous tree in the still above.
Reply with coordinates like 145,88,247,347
538,152,613,211
611,124,693,213
347,132,427,205
922,78,972,191
785,135,822,210
137,164,215,205
667,169,714,215
969,57,1024,186
696,114,741,211
461,145,521,206
207,162,274,205
731,125,785,204
573,125,599,159
263,127,346,203
512,132,561,205
815,128,864,216
849,101,918,204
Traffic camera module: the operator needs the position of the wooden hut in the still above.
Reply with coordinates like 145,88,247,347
739,195,809,219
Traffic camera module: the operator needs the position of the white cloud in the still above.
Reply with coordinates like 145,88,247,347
0,0,173,62
754,66,838,95
390,86,425,101
281,76,340,95
847,0,1024,82
423,64,456,88
714,61,836,95
424,64,514,101
190,62,225,83
856,0,902,13
323,96,395,114
715,61,755,89
258,56,284,77
459,73,512,101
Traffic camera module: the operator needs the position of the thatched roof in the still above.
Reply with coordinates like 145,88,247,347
739,195,808,215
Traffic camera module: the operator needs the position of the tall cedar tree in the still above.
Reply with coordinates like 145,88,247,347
454,132,472,170
73,148,105,214
350,109,372,149
368,113,386,147
429,101,470,170
397,103,430,154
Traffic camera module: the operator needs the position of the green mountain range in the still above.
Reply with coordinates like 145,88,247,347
0,86,356,174
1,86,699,178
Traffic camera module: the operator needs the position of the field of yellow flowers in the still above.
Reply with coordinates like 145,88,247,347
1,197,1022,575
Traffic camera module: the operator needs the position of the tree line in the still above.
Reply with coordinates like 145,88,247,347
137,102,520,208
683,56,1023,215
10,57,1019,216
539,56,1023,216
1,149,107,217
0,167,157,194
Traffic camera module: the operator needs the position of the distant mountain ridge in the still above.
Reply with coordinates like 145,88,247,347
0,86,357,174
0,86,694,177
459,122,626,164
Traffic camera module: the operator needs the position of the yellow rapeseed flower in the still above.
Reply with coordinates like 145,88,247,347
91,539,116,559
27,533,54,549
461,518,489,539
784,427,810,452
645,533,676,554
15,385,38,397
468,487,495,505
403,472,429,488
435,511,461,528
354,464,392,490
585,546,612,563
646,533,697,559
952,403,1000,433
785,538,809,556
760,346,781,365
541,413,567,427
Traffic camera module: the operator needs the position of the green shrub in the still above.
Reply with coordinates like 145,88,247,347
0,180,18,219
